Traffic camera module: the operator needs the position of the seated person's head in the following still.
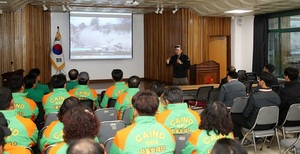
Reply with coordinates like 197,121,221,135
227,71,238,81
50,74,67,89
163,86,183,104
68,69,79,81
284,67,299,82
111,69,123,82
78,72,90,85
263,64,275,73
67,138,105,154
29,68,41,81
8,75,24,93
132,90,159,116
0,87,13,110
23,75,36,89
57,97,82,122
211,138,247,154
149,80,164,97
200,101,232,135
258,72,273,88
128,76,140,88
62,106,99,143
227,65,236,73
0,112,12,151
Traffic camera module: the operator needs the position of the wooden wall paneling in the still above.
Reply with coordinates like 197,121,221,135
0,5,51,86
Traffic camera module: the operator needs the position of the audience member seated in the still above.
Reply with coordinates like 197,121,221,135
110,90,175,153
156,86,200,134
39,96,82,153
263,64,279,86
0,112,32,154
219,65,236,88
67,138,105,154
219,71,247,107
278,67,300,126
211,138,247,154
24,74,44,103
231,72,281,142
42,74,74,116
8,75,38,121
66,69,79,92
0,87,38,148
29,68,50,94
69,72,99,108
149,80,166,114
49,106,100,153
114,76,140,120
182,101,234,153
100,69,128,108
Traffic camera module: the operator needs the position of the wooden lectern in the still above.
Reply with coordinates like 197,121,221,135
190,60,220,85
1,69,24,87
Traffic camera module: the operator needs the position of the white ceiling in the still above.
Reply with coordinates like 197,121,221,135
0,0,300,16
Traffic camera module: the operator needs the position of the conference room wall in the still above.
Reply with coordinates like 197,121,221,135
231,16,254,72
50,12,254,80
50,13,144,80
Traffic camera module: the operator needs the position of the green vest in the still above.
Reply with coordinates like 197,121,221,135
110,116,175,154
12,93,39,120
24,88,44,103
100,82,128,108
66,80,79,91
42,88,72,115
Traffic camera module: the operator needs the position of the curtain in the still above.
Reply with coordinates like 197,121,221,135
252,14,269,74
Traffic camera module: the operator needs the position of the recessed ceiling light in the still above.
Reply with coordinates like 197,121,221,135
224,10,253,14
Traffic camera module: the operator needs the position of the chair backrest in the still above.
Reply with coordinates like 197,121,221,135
255,106,279,126
25,147,34,154
104,137,114,154
45,144,56,154
196,86,214,102
243,81,253,94
45,112,58,126
230,97,249,114
95,108,117,122
284,103,300,122
237,70,246,82
122,106,133,125
98,120,126,144
207,88,220,103
99,90,106,103
80,98,94,110
174,133,191,154
245,72,257,82
107,99,117,108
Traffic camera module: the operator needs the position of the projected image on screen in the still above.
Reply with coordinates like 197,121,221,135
70,12,132,60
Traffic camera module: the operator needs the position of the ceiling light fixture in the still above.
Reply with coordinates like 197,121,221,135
172,6,178,14
159,5,164,14
62,4,67,12
132,0,139,5
155,5,159,14
42,4,48,11
224,9,253,14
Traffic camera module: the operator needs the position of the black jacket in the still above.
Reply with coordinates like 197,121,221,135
166,54,190,78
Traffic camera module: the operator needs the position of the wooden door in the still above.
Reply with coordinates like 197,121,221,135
208,36,227,80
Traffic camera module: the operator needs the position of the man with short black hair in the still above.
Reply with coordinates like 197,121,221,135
263,64,278,86
156,86,200,134
219,71,247,107
110,90,175,153
278,67,300,126
9,75,39,121
231,72,281,141
24,74,44,103
0,87,38,148
69,72,99,108
66,69,79,91
114,75,140,120
42,74,73,116
28,68,50,94
100,69,128,108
